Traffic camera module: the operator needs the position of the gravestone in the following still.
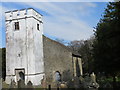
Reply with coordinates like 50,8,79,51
83,75,91,88
74,77,80,88
79,76,84,88
83,72,99,89
18,79,25,88
103,82,112,88
90,72,96,83
59,81,67,88
79,76,84,82
89,72,99,89
27,80,34,89
0,78,2,90
41,75,47,88
9,80,16,88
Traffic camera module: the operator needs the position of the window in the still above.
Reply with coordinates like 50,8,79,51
15,22,19,30
55,71,61,82
37,24,39,30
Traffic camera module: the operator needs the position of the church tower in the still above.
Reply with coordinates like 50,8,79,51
5,8,44,85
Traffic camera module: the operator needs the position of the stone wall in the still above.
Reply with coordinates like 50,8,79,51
43,36,74,85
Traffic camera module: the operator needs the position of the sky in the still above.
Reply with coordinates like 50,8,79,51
0,2,108,48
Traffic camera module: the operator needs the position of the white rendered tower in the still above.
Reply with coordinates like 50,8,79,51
5,8,44,85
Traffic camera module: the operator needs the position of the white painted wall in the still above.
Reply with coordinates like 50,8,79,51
5,8,44,85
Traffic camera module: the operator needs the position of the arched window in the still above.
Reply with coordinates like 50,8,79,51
55,71,61,82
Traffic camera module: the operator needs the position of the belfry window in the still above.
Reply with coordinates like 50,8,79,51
15,22,19,30
37,24,39,30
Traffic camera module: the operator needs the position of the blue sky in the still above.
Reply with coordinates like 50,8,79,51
0,2,108,48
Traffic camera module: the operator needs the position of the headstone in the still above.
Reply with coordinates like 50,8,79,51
83,75,91,88
9,80,16,88
89,72,99,89
103,82,112,88
84,74,91,82
79,76,84,82
90,72,96,83
74,77,80,88
0,78,2,90
27,80,34,89
41,75,47,88
18,79,25,88
79,76,84,88
83,72,99,89
59,81,67,88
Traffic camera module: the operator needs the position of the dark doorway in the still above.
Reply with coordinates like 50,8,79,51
19,71,25,80
15,68,25,81
76,59,80,77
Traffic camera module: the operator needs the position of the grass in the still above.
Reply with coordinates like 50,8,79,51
2,81,9,88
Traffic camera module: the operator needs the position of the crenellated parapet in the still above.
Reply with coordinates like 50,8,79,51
5,8,43,22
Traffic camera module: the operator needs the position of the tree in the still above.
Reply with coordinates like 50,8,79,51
78,37,95,74
55,38,68,45
68,37,95,74
0,48,2,78
0,48,6,80
93,2,120,88
67,40,84,53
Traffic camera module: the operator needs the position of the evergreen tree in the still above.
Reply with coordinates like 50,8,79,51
93,2,120,88
0,48,6,80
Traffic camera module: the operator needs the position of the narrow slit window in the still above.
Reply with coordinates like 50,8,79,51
15,22,19,30
37,24,39,30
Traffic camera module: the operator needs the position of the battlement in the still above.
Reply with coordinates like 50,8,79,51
5,8,43,21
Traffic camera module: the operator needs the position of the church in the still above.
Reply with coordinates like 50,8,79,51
5,8,83,86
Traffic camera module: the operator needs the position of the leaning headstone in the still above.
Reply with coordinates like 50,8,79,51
18,79,25,88
89,72,99,89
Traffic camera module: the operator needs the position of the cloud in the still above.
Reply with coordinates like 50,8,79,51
1,0,114,2
0,4,17,47
20,2,96,41
44,16,93,40
1,2,98,42
85,2,97,7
